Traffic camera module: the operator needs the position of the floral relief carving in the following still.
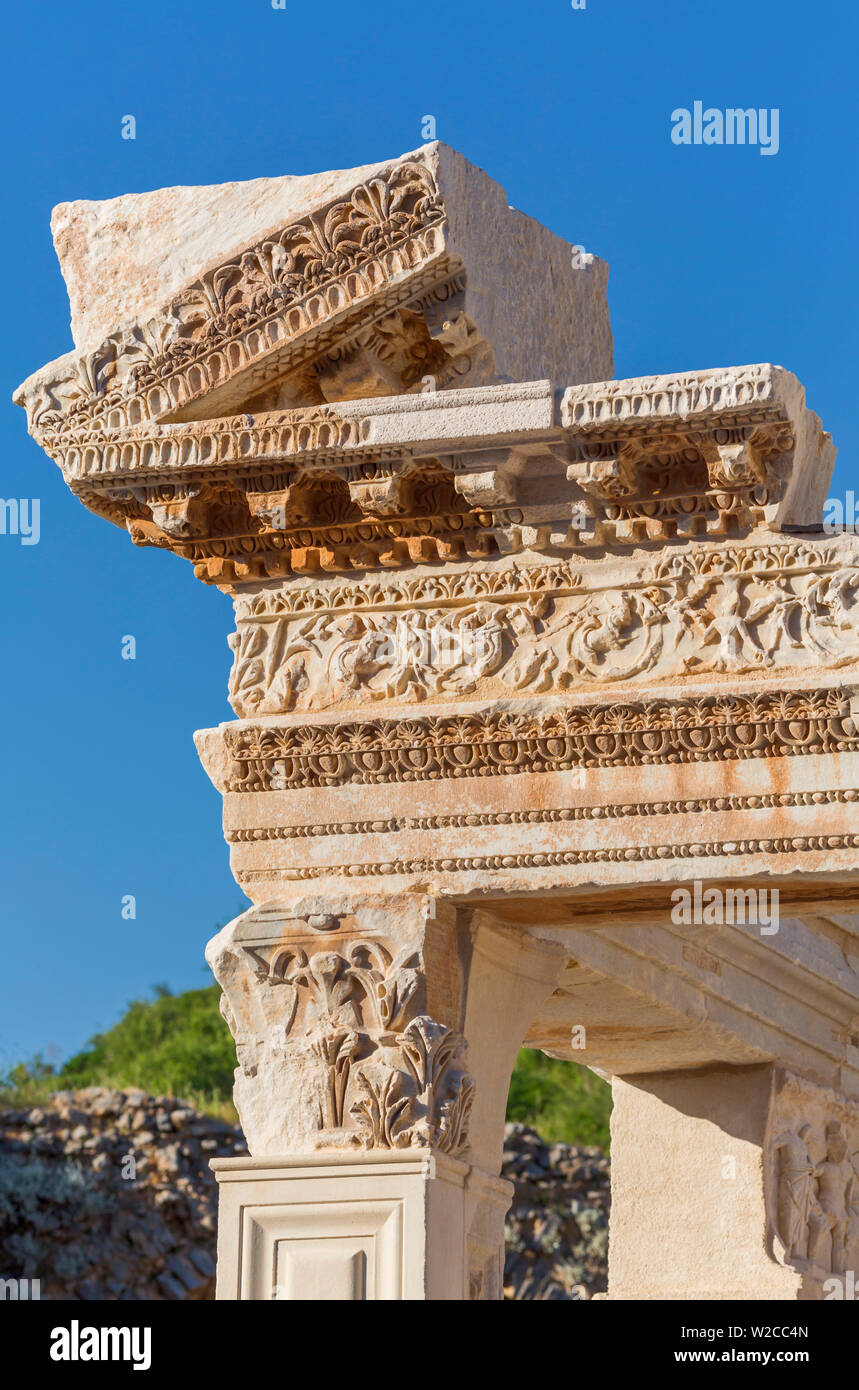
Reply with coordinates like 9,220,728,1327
344,941,421,1033
399,1015,476,1153
229,539,850,621
224,686,859,791
23,161,447,443
238,937,473,1156
349,1063,415,1149
309,1030,360,1130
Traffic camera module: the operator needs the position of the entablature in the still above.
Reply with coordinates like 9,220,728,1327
14,366,835,586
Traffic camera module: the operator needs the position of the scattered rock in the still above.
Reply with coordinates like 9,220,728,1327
0,1087,244,1301
503,1123,610,1301
0,1094,610,1301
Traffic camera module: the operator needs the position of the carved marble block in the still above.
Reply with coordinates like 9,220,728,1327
16,143,859,1301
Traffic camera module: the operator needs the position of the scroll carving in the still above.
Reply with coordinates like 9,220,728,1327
225,543,859,715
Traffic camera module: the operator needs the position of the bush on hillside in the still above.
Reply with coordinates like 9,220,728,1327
2,983,611,1149
506,1048,611,1149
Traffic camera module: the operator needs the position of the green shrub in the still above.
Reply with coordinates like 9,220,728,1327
506,1048,611,1149
0,1056,58,1109
2,981,612,1148
57,985,238,1110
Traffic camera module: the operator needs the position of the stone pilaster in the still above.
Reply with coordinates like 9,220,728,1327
206,896,562,1298
210,1152,515,1301
608,1065,859,1300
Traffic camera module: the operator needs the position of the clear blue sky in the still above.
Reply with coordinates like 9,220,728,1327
2,0,857,1068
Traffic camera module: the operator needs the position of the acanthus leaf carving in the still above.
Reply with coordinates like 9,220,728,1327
344,941,422,1033
349,1061,416,1150
231,936,472,1156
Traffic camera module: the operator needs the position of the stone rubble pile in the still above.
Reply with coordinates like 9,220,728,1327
0,1086,245,1300
0,1092,610,1300
503,1123,610,1300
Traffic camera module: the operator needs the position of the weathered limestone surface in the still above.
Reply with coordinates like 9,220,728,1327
16,144,859,1301
51,156,401,353
610,1066,859,1300
26,142,611,412
205,895,562,1166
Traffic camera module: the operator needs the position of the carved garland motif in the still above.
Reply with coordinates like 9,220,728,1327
226,563,859,714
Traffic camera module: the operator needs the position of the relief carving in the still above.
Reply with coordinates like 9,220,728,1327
774,1122,859,1275
225,557,859,714
770,1074,859,1278
21,146,859,1303
16,357,836,585
21,160,448,442
214,925,473,1157
224,687,859,791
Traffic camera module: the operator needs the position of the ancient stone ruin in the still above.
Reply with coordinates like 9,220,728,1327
16,143,859,1300
0,1092,609,1302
